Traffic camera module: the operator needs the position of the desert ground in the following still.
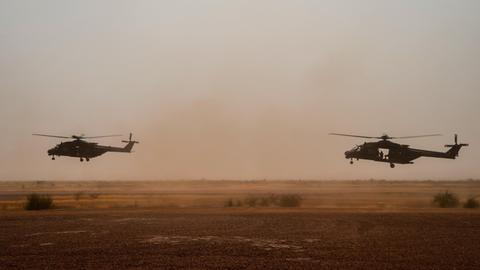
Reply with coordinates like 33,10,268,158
1,180,480,269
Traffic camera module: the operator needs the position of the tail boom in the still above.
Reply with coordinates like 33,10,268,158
99,133,139,153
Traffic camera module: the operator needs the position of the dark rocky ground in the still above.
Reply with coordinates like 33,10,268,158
1,208,480,269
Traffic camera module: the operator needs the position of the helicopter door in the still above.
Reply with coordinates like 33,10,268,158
378,148,389,161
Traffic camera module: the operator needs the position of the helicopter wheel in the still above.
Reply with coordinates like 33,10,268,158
350,160,354,165
390,163,395,168
80,158,84,162
51,156,55,160
86,158,90,162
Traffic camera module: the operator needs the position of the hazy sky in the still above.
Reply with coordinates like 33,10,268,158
1,0,479,180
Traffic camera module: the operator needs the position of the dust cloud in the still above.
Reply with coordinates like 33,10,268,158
0,1,479,180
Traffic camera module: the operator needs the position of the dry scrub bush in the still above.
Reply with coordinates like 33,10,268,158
244,196,259,207
464,198,479,209
225,194,303,208
25,194,53,210
278,194,303,207
433,191,459,208
235,200,243,207
259,197,271,206
224,198,234,207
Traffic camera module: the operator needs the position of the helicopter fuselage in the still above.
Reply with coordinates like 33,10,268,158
34,133,138,162
47,139,137,161
344,137,467,168
48,140,107,159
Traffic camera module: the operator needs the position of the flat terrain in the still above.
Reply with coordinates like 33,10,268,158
1,180,480,209
1,181,480,269
2,208,480,269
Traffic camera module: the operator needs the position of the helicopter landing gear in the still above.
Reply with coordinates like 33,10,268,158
51,156,55,160
350,159,354,165
390,163,395,168
80,158,84,162
86,158,90,162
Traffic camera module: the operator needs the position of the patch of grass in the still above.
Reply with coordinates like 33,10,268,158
433,191,459,208
25,193,54,210
244,196,259,207
463,197,479,209
225,194,303,208
278,194,303,207
259,197,271,207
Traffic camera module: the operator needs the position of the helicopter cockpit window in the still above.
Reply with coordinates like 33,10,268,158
350,146,361,152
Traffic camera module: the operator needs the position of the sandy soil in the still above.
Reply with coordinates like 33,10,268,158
1,180,480,269
1,208,480,269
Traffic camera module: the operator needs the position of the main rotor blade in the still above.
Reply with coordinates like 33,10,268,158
390,134,442,139
329,133,377,139
32,133,70,139
82,134,123,139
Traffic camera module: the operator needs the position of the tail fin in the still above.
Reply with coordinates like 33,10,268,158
121,133,139,152
445,134,468,158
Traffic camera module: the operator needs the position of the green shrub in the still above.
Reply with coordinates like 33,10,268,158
433,191,459,208
278,194,303,207
464,198,480,209
25,194,53,210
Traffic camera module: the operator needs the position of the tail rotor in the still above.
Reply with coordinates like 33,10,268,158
122,133,139,144
445,134,468,158
445,134,468,148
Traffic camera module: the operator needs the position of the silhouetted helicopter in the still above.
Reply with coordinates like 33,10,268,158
330,133,468,168
33,133,139,162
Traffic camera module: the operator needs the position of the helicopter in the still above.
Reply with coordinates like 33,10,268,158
33,133,139,162
329,133,468,168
